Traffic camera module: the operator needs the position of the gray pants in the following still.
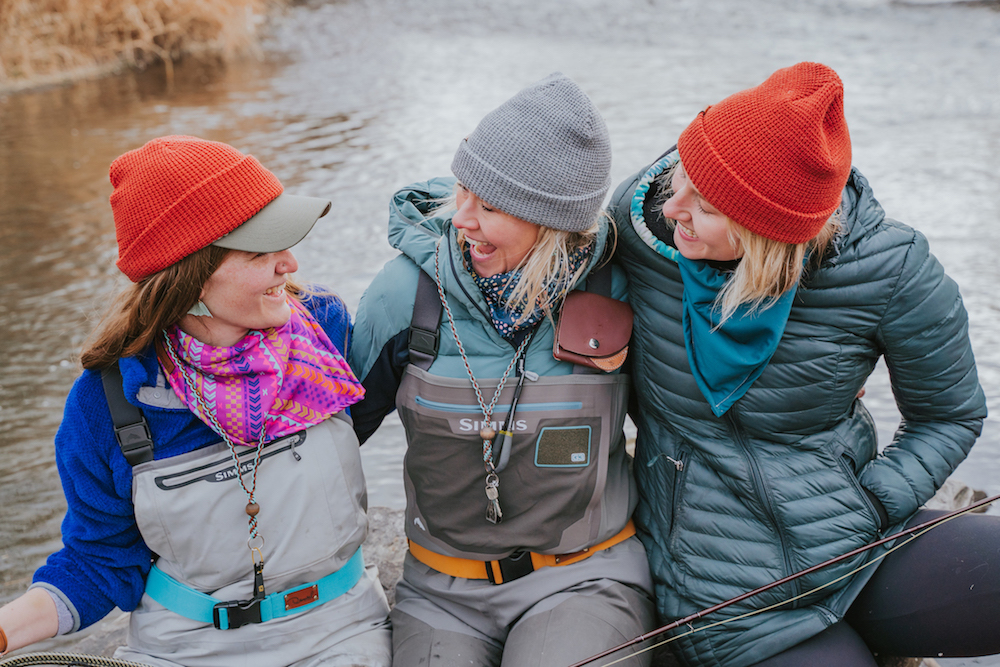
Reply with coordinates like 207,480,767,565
390,537,656,667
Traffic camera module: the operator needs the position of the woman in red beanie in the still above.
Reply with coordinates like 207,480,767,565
0,136,391,665
609,63,1000,666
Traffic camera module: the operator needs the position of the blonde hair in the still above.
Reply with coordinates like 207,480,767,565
654,161,840,325
433,193,604,325
81,246,309,370
716,217,839,323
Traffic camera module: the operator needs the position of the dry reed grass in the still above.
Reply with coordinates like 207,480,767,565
0,0,280,87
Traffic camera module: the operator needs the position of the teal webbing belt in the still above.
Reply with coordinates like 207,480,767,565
145,547,365,629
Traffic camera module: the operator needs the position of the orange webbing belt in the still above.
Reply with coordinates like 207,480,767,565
407,519,636,584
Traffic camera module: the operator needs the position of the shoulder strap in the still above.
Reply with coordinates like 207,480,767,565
408,270,442,370
585,261,613,298
100,364,155,466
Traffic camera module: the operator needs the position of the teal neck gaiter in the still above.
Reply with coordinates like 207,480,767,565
630,152,796,417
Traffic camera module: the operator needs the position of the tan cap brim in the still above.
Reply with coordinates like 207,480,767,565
212,193,332,252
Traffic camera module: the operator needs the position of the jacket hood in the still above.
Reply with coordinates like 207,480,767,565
825,167,887,266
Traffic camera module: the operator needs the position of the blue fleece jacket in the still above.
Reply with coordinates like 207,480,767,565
31,294,352,631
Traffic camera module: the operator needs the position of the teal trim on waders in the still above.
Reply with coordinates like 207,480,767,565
144,547,365,629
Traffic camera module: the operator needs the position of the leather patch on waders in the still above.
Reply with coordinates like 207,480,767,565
285,584,319,610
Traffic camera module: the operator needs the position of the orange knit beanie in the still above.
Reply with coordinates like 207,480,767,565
110,135,283,282
677,62,852,245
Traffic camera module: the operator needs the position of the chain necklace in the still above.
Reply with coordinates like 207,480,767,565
434,244,532,524
162,335,268,571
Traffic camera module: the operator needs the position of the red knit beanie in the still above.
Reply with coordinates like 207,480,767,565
677,62,852,244
110,135,283,282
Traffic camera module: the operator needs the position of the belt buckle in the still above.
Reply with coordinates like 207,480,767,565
213,597,263,630
488,550,535,584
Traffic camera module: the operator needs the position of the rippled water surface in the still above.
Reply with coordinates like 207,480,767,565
2,0,999,645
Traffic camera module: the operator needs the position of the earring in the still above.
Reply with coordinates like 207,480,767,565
187,300,213,318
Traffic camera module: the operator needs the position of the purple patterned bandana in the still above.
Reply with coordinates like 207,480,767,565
163,298,364,446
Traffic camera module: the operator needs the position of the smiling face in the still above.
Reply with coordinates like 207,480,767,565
662,164,744,262
452,183,540,278
179,249,299,347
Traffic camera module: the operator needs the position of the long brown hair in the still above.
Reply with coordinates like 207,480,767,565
81,246,231,370
81,247,314,369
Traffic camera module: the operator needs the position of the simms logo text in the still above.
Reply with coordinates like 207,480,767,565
458,419,528,433
214,461,256,482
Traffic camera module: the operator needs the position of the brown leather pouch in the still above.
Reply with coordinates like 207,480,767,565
553,290,634,371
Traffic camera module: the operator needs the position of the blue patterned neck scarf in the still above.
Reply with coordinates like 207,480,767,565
464,243,592,342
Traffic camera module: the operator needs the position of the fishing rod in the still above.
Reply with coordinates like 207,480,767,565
567,491,1000,667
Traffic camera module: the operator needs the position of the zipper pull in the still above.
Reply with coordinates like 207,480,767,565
648,453,684,471
289,436,302,461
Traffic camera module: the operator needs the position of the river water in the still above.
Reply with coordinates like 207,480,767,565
1,0,999,652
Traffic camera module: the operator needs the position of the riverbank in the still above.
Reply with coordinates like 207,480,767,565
0,0,283,95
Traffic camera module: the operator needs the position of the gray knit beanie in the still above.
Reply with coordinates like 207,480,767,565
450,72,612,232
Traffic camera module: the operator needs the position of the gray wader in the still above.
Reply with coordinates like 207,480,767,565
391,365,654,666
115,414,391,667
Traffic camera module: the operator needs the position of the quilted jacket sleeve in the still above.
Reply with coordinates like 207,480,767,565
859,225,987,525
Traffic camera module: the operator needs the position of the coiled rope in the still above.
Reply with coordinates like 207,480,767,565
0,653,150,667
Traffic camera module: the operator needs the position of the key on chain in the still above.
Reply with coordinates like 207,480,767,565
485,472,503,524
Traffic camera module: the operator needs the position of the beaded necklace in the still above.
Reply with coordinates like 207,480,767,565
163,334,269,591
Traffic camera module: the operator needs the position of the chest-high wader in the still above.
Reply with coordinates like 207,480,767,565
397,263,637,581
100,365,389,666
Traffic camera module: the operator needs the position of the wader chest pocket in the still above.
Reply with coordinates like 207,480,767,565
534,426,591,467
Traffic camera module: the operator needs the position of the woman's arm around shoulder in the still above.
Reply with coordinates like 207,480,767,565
348,257,423,444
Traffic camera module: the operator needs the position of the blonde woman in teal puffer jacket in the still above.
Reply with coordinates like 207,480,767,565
609,62,998,667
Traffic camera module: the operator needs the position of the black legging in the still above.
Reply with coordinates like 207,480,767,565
751,510,1000,666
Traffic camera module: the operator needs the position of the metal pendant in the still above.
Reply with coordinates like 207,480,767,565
485,472,502,525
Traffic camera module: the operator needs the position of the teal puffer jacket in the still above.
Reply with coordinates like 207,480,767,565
609,163,986,667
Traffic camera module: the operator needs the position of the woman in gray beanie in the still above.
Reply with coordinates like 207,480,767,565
349,73,656,666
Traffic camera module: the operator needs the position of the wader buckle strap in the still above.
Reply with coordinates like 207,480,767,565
408,269,442,370
101,363,155,466
487,550,534,584
145,547,365,629
408,519,636,584
213,596,262,630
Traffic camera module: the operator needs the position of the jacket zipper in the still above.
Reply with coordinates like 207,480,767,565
725,409,799,601
838,454,882,534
